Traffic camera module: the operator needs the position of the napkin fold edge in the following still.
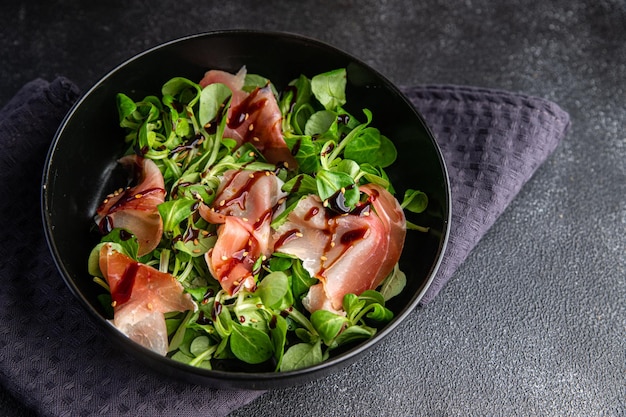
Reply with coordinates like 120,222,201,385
401,84,570,305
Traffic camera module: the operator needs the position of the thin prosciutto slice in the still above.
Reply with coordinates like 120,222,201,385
272,184,406,313
199,67,297,169
95,155,166,257
199,169,287,295
99,243,196,355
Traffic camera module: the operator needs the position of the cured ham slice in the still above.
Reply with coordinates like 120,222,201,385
95,155,166,257
203,216,259,295
99,243,196,355
199,68,297,168
272,184,406,312
360,183,407,284
199,169,287,295
199,67,248,107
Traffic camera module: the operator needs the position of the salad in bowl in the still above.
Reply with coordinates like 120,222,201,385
42,31,449,388
88,66,430,371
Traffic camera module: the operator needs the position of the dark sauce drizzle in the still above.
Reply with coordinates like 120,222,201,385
97,186,166,234
111,262,139,305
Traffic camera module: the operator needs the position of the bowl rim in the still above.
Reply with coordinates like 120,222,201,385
41,29,451,388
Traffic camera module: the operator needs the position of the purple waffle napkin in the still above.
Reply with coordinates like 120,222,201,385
403,85,570,303
0,78,569,416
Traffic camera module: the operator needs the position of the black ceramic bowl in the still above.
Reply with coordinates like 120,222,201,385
42,30,450,389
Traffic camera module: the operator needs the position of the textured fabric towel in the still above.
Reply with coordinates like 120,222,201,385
405,85,570,303
0,78,569,416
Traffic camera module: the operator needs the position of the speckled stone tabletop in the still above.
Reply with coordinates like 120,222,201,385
1,1,624,416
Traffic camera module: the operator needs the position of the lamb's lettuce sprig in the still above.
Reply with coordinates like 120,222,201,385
278,68,423,218
162,260,395,372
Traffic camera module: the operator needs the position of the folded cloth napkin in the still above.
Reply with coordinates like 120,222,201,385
0,77,569,416
404,85,570,303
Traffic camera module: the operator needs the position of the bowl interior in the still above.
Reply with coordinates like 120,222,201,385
42,31,450,388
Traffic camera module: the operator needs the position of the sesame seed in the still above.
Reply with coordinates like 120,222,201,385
248,123,254,131
134,193,143,199
111,301,117,307
283,162,289,168
248,151,255,157
262,255,267,261
250,318,258,323
330,241,336,248
249,173,255,178
253,136,260,142
193,249,201,253
277,198,286,204
242,251,249,257
265,171,271,176
147,302,153,310
320,256,328,261
340,187,346,194
242,217,249,222
323,200,329,207
219,199,226,206
193,238,199,246
295,232,304,238
233,280,240,286
363,211,370,216
244,113,249,120
221,255,228,261
201,230,209,236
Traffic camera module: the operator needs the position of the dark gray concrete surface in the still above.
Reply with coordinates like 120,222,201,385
1,1,624,416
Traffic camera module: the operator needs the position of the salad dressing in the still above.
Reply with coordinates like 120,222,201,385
214,170,267,213
170,133,204,155
273,228,301,250
211,301,222,321
112,261,139,305
97,185,165,234
227,87,267,130
180,226,200,243
290,138,302,156
304,206,319,221
196,311,213,325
